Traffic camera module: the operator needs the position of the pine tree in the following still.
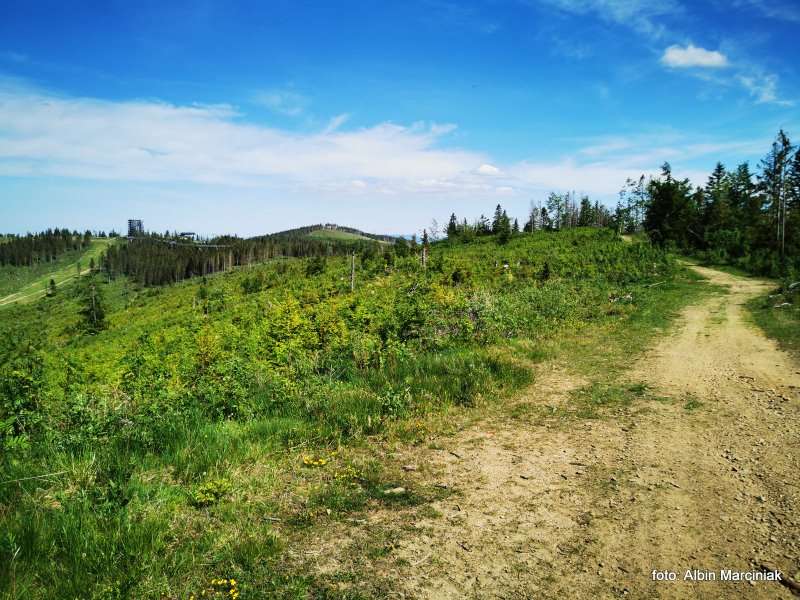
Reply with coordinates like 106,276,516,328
758,129,794,261
78,278,107,333
512,218,520,235
497,210,512,244
491,204,503,234
540,207,551,230
702,162,733,247
447,213,458,238
785,149,800,261
643,163,697,248
578,196,593,227
727,162,761,244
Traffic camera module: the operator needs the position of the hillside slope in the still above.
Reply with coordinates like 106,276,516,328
0,238,113,306
267,223,395,243
0,228,723,599
343,265,799,599
306,228,381,242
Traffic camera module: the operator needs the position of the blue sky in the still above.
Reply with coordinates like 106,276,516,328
1,0,798,236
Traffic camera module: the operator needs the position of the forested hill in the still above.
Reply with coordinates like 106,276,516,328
267,224,396,243
101,225,398,287
0,229,96,267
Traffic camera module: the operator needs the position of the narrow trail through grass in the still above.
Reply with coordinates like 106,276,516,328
310,265,800,599
0,238,113,306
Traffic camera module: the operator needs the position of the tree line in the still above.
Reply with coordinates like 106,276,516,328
0,229,94,267
101,230,388,287
640,129,800,277
444,193,613,244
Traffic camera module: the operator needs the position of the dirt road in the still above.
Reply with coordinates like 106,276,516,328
324,266,800,598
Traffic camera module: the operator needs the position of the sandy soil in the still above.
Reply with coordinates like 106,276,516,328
321,266,800,598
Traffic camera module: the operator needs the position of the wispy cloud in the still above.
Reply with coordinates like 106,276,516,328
323,113,350,134
531,1,792,107
737,72,794,106
0,82,489,193
658,46,793,106
535,0,681,38
252,88,309,116
0,82,778,207
731,0,800,23
506,133,767,196
661,44,729,68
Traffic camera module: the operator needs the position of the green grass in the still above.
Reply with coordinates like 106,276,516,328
681,255,755,279
0,228,697,599
0,238,114,306
517,267,718,422
306,228,380,242
746,290,800,358
536,266,717,380
684,395,703,411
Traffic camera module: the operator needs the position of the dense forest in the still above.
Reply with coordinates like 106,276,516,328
445,128,800,279
0,229,94,267
101,229,392,287
444,195,613,244
631,129,800,278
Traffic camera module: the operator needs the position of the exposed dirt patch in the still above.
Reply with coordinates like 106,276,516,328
314,266,800,599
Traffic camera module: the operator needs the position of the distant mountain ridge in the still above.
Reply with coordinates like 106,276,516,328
260,223,396,243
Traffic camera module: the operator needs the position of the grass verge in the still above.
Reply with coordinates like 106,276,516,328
746,292,800,359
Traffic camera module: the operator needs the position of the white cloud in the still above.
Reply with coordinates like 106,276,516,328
0,82,489,193
737,73,794,106
661,44,729,68
658,45,793,106
0,82,776,214
323,113,350,133
476,163,501,175
252,89,309,116
509,132,771,195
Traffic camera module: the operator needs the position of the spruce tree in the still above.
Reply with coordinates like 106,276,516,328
540,207,551,230
497,210,512,244
78,278,107,333
578,196,593,226
447,213,458,238
643,163,697,248
758,129,794,261
491,204,503,233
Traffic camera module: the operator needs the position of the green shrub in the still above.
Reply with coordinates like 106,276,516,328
189,479,232,507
